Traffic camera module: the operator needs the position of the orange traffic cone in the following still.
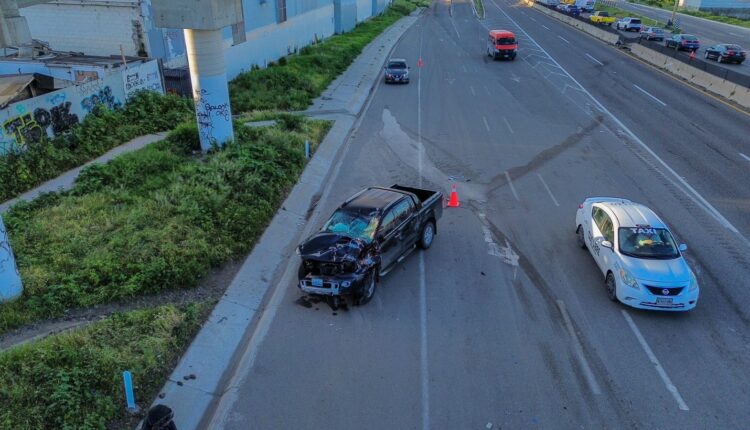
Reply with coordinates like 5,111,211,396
447,184,460,208
690,50,695,60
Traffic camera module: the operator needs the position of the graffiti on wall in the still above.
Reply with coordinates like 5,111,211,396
0,60,163,154
195,88,231,146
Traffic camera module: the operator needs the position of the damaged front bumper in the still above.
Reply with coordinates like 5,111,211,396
298,272,368,297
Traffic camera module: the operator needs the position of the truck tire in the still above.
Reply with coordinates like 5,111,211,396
418,221,436,250
356,272,377,305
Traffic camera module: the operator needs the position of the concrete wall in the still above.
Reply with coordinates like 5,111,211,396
357,0,371,21
20,0,147,57
334,0,358,33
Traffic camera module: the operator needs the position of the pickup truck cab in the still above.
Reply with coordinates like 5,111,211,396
615,17,642,32
589,11,616,25
297,185,443,308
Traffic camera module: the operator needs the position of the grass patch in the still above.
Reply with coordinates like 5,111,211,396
628,0,750,29
0,302,212,430
229,0,427,112
594,3,663,27
474,0,485,18
0,117,330,335
0,92,194,203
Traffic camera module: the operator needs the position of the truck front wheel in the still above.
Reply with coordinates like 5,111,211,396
356,272,377,305
418,221,436,250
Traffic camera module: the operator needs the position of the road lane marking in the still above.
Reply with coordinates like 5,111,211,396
633,84,667,106
558,35,570,44
420,254,430,430
557,300,602,395
542,24,551,30
470,85,476,96
729,32,741,37
529,16,537,22
463,65,468,73
503,116,514,134
485,86,491,95
537,174,560,206
451,15,461,39
585,53,604,66
483,116,491,132
488,0,750,246
622,310,690,411
505,171,520,201
740,153,750,163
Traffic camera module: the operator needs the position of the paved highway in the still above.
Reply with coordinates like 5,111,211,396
614,0,750,74
209,0,750,428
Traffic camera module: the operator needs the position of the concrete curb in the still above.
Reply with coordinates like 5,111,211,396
532,4,750,111
149,12,421,430
0,132,168,214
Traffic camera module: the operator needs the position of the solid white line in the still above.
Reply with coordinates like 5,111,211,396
585,53,604,66
463,65,468,72
740,153,750,163
483,116,491,132
451,15,461,39
503,116,514,134
557,301,601,395
529,16,537,22
729,32,741,37
470,85,476,96
622,310,690,411
542,24,551,30
537,174,560,207
633,84,667,106
505,171,520,201
558,35,570,44
485,86,491,95
420,255,430,430
489,0,748,246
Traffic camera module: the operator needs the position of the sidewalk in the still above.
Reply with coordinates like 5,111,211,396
151,11,421,430
0,132,168,214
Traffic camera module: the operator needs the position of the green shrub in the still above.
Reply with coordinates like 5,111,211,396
0,92,194,202
0,118,331,334
0,303,211,430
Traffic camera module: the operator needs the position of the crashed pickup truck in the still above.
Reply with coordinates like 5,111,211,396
297,185,443,307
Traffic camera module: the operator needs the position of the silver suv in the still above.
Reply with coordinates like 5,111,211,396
615,17,642,32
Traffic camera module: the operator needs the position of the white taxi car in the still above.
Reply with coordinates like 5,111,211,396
575,197,699,311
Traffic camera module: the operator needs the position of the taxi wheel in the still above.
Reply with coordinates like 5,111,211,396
606,273,618,302
576,225,586,249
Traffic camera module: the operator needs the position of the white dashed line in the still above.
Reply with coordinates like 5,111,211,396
633,84,667,106
585,53,604,66
558,35,570,44
537,174,560,206
483,116,491,132
529,16,537,22
622,310,690,411
542,24,551,30
740,153,750,163
558,300,602,395
470,85,476,96
503,116,514,134
505,171,520,201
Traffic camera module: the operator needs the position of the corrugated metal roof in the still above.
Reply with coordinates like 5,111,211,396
0,74,35,109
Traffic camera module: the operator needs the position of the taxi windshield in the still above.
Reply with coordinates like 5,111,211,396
323,210,379,243
618,227,680,259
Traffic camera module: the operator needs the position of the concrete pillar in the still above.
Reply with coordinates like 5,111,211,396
0,214,23,303
184,28,234,151
0,0,34,57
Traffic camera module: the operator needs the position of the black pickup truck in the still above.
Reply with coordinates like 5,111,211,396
297,185,443,308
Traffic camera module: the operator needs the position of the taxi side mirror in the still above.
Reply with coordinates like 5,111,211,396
679,244,687,252
601,240,613,249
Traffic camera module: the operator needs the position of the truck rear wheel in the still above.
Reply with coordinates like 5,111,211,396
418,221,436,250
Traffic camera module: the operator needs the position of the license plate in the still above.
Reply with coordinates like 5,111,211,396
311,278,323,287
656,297,673,305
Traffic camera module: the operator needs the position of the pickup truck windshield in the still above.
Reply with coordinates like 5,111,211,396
618,227,680,259
323,210,379,243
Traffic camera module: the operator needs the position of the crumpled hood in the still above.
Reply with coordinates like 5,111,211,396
298,232,366,263
620,254,691,284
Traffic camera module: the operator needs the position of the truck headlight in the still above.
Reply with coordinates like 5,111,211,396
689,271,699,292
619,268,640,290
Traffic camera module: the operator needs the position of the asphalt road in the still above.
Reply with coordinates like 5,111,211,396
208,0,750,428
613,0,750,74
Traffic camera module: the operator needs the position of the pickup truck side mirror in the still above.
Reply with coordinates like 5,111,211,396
679,243,687,252
601,240,613,250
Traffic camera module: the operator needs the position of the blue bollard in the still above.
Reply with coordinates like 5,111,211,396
305,140,310,159
123,370,137,411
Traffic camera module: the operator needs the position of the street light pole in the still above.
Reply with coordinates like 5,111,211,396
670,0,679,28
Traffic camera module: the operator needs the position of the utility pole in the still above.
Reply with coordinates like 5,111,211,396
670,0,679,28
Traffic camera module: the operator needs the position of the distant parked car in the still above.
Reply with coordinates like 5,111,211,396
555,3,567,11
563,5,581,16
578,0,595,13
639,26,665,41
665,34,700,51
704,44,746,64
615,17,642,32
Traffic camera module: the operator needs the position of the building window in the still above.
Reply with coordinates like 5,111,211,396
277,0,287,22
